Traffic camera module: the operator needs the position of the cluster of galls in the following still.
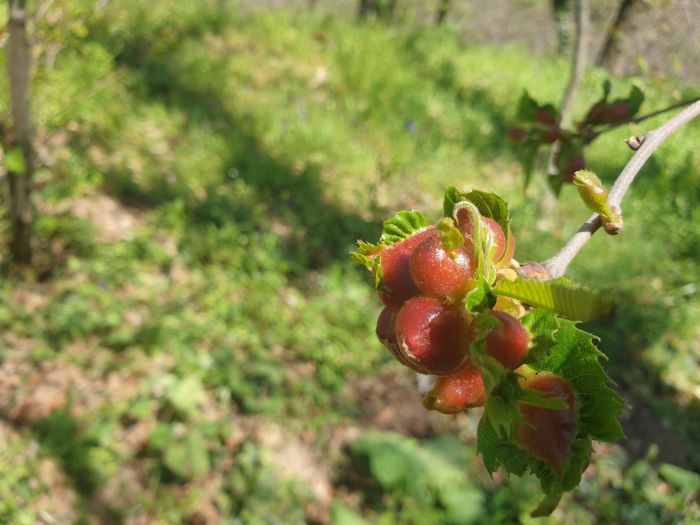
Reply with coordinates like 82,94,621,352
368,210,578,472
373,210,522,407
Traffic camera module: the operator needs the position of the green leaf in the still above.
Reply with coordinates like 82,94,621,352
465,278,494,314
468,313,504,391
560,435,593,491
436,217,464,252
4,147,26,174
484,385,518,437
493,277,612,321
440,483,485,525
476,414,529,476
350,211,430,284
522,311,627,442
516,89,539,121
659,463,700,493
519,308,559,363
626,85,645,116
379,210,430,246
475,309,625,516
350,249,383,290
446,189,509,230
453,201,497,284
163,430,210,479
530,491,563,518
482,369,566,441
351,211,429,290
148,422,174,450
350,432,483,511
519,387,569,411
547,170,565,197
166,375,206,416
443,186,462,217
354,240,382,257
448,188,512,277
330,503,372,525
521,141,540,191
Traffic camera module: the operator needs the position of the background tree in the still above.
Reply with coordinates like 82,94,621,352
551,0,572,55
597,0,641,74
435,0,452,26
358,0,398,21
6,0,34,265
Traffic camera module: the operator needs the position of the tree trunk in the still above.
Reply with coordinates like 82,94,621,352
7,0,34,265
597,0,638,74
551,0,571,55
435,0,451,25
358,0,374,19
358,0,397,22
380,0,397,22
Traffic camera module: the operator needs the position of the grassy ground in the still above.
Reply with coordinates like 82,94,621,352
0,2,699,524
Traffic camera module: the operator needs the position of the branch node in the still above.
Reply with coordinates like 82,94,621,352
602,206,623,235
516,262,552,281
625,134,645,150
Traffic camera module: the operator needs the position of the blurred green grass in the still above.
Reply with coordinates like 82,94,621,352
0,1,699,523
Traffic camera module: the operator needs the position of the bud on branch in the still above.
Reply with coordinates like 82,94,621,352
572,170,623,235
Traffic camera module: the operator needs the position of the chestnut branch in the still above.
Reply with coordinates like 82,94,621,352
542,99,700,279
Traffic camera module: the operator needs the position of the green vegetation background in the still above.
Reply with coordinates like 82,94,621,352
0,2,699,524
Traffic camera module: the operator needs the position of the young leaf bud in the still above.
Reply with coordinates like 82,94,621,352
436,217,465,253
572,170,609,215
572,170,624,235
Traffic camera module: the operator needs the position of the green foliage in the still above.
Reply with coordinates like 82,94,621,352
0,442,40,525
465,277,496,314
351,210,430,289
350,433,484,525
222,440,309,525
380,211,431,246
436,217,464,251
523,310,626,441
331,503,372,525
162,430,210,480
3,147,26,174
476,309,625,515
443,187,510,235
509,80,657,191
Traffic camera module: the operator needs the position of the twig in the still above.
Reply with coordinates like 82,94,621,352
585,96,700,143
546,0,590,177
33,0,56,26
559,0,589,130
543,99,700,279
